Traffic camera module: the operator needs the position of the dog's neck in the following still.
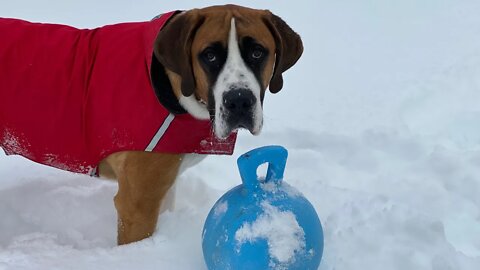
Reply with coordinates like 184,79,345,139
152,54,211,120
150,55,187,114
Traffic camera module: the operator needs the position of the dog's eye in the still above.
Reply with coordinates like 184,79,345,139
203,50,217,63
199,43,226,72
251,48,264,59
250,45,266,61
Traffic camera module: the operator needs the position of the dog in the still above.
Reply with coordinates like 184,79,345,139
0,5,303,245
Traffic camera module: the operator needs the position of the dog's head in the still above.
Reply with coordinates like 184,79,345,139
154,5,303,139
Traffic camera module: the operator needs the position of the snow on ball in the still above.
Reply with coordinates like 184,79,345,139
235,201,307,265
202,146,324,270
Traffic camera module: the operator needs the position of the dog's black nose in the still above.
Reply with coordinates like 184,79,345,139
223,89,256,131
223,89,256,114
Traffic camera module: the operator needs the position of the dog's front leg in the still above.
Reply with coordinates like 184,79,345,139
101,151,183,245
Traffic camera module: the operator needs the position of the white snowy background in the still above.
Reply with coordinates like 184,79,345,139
1,0,480,269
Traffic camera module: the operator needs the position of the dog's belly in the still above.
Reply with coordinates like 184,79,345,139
179,153,207,174
158,153,206,213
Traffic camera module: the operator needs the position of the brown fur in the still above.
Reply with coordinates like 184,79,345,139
264,13,304,93
99,151,182,244
98,5,302,245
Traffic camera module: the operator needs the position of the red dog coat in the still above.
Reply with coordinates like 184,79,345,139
0,12,236,175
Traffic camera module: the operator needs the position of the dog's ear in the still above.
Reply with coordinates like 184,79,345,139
264,12,303,93
154,11,205,97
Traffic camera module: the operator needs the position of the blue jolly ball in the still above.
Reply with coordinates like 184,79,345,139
202,146,324,270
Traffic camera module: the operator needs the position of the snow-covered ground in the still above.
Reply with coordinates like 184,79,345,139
2,0,480,269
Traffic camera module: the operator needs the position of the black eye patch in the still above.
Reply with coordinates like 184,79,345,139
198,42,227,84
240,36,269,88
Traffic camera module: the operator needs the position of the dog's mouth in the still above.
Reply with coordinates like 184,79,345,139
209,89,263,139
213,116,259,139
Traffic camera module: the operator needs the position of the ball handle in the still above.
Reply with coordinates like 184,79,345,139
237,145,288,191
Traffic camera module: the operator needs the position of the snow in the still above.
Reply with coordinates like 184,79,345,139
261,181,302,198
235,201,306,267
1,128,32,158
212,200,228,218
1,0,480,269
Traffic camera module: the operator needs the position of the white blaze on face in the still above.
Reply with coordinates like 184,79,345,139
213,18,263,139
